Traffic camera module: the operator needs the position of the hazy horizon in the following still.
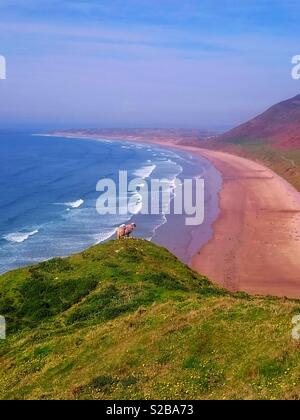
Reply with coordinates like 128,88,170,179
0,0,300,130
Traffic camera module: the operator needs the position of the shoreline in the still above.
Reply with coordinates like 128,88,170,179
151,150,221,265
45,133,300,299
40,133,222,267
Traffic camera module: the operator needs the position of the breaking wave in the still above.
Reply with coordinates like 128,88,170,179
4,230,39,243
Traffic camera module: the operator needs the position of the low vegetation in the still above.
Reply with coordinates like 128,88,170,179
0,239,299,400
207,138,300,192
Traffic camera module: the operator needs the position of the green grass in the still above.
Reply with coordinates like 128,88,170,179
0,239,300,400
212,137,300,191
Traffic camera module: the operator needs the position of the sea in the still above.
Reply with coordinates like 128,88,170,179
0,132,222,274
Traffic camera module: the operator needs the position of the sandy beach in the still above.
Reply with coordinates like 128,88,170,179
189,148,300,299
49,132,300,299
161,142,300,299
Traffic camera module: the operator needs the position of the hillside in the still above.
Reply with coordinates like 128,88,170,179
202,95,300,191
0,240,300,400
217,94,300,149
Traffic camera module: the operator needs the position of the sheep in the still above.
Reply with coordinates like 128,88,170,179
116,223,137,239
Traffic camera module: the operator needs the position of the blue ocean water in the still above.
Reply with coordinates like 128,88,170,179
0,132,209,273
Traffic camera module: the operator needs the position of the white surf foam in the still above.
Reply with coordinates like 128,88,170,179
149,213,168,240
64,199,84,209
93,228,118,244
133,165,156,179
4,230,39,243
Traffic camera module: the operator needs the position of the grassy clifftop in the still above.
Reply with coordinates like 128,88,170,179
0,240,300,400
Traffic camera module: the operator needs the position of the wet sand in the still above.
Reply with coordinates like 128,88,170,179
152,151,222,265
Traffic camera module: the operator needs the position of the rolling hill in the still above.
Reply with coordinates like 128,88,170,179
202,94,300,191
0,240,300,400
217,94,300,149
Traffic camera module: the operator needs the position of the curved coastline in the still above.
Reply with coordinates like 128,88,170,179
1,134,191,274
42,133,300,299
43,134,222,266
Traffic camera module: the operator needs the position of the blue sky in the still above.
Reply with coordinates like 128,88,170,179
0,0,300,129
